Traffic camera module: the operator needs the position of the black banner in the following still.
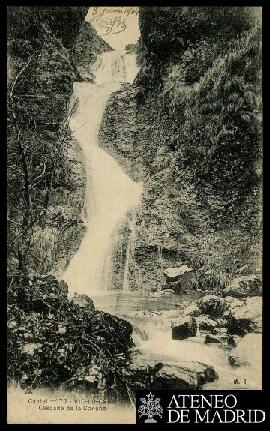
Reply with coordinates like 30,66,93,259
136,390,269,426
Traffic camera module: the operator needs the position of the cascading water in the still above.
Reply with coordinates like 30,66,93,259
122,212,137,292
61,43,261,392
131,316,262,390
63,51,143,296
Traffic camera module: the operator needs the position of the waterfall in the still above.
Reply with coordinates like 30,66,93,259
122,212,137,292
63,51,143,296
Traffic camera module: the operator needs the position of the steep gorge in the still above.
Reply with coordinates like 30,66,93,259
99,7,262,293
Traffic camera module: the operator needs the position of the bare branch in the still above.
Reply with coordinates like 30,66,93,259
31,162,47,186
9,54,35,101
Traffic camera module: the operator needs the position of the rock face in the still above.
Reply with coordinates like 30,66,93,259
224,275,262,298
228,333,262,367
7,7,89,279
125,351,218,390
171,317,197,340
72,21,112,81
198,295,226,318
227,296,262,335
98,8,261,295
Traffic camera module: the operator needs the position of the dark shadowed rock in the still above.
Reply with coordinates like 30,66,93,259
205,334,221,344
171,317,197,340
198,316,217,333
227,335,241,347
124,351,218,390
198,295,226,318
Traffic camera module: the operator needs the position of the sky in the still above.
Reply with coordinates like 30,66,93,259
86,6,140,52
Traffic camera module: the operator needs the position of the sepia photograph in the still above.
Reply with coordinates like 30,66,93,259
7,4,262,424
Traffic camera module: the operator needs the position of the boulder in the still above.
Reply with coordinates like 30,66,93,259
171,317,197,340
216,318,227,327
224,275,262,298
228,333,262,367
205,334,221,344
164,265,193,282
227,296,262,336
72,293,95,311
184,304,201,317
198,295,226,318
227,335,241,348
125,351,218,390
153,361,217,389
197,316,217,333
163,265,194,292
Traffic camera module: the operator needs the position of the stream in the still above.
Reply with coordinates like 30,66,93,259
92,292,262,390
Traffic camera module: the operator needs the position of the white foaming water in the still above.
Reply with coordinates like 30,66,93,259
91,290,261,390
63,51,142,296
132,318,262,390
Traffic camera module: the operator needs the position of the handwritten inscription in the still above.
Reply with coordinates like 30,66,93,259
89,7,139,36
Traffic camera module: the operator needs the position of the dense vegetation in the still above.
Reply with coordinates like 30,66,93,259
7,8,136,395
100,7,262,290
7,7,112,286
7,7,89,285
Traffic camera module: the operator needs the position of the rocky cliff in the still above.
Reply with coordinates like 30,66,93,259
99,7,262,292
72,21,112,81
7,7,113,280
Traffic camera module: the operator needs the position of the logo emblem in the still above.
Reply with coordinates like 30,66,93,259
138,392,163,423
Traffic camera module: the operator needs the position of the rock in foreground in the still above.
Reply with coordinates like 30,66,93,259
7,277,133,393
125,351,218,390
171,317,197,340
227,296,262,335
228,333,262,367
